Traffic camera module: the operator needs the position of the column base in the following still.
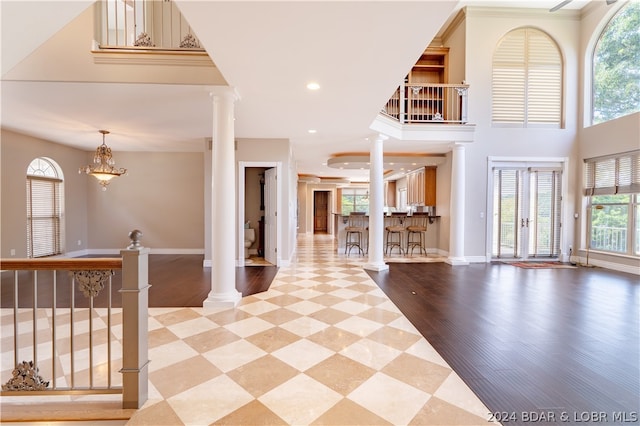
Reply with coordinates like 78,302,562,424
445,257,469,266
203,290,242,310
363,262,389,272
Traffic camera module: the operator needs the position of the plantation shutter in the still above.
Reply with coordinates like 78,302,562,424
584,150,640,195
527,31,562,124
529,169,562,257
27,176,62,258
492,29,526,124
492,28,562,126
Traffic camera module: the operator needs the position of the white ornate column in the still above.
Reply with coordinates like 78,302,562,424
446,143,469,265
204,88,242,309
364,134,389,272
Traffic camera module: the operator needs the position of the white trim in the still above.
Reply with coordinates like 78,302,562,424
486,156,569,262
83,248,203,256
238,161,282,267
574,256,640,275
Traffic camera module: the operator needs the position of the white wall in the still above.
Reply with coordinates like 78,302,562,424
1,129,205,257
458,7,582,260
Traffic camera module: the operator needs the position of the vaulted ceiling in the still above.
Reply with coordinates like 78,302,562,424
1,1,590,182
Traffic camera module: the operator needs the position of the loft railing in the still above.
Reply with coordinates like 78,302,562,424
382,83,469,124
98,0,203,50
0,241,150,409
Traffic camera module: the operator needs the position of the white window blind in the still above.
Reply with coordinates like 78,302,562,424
584,150,640,195
27,176,63,258
492,28,562,127
530,169,562,257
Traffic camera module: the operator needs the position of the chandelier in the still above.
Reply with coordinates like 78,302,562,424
79,130,126,190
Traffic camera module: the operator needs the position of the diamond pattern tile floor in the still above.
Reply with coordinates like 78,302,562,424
1,235,495,425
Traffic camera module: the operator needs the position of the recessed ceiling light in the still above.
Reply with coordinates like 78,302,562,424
308,129,317,134
344,162,349,165
306,82,320,90
389,162,395,165
411,162,417,166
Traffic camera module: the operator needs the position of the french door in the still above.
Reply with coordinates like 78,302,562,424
492,167,562,259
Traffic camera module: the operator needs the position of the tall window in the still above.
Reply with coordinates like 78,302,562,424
492,27,562,127
341,188,369,215
592,2,640,125
584,151,640,256
26,158,64,258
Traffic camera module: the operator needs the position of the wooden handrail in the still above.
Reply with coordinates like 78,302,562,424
0,258,122,271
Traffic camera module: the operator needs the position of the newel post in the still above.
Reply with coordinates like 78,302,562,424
120,229,150,409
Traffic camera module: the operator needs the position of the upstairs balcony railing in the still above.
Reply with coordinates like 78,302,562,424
382,83,469,124
98,0,203,51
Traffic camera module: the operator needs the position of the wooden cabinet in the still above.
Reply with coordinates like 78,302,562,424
407,167,436,206
406,47,449,122
384,181,396,207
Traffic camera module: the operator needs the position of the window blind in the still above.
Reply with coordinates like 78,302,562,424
584,150,640,195
492,28,562,126
27,176,63,258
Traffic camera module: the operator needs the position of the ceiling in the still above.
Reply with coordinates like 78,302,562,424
1,1,592,183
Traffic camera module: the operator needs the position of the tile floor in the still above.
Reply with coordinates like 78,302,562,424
1,235,495,425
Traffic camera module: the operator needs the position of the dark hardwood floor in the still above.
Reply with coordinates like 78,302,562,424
2,253,638,424
366,262,640,425
1,254,278,308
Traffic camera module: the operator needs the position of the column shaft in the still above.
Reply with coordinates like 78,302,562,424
204,89,242,308
365,135,389,272
446,143,469,265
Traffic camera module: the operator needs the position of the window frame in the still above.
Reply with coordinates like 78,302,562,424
584,151,640,257
491,27,563,128
340,188,369,216
591,1,640,126
26,158,65,258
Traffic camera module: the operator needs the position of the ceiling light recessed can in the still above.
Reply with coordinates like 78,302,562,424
306,82,320,90
308,129,317,134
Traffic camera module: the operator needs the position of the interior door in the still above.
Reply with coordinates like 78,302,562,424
314,191,328,233
492,167,562,259
264,167,277,265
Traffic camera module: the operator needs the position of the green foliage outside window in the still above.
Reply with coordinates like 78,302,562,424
589,194,637,253
593,2,640,124
341,189,369,215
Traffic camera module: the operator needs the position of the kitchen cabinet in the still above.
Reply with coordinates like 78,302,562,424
407,167,436,206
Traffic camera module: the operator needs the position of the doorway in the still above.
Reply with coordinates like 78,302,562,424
314,191,330,233
491,166,562,259
238,162,280,267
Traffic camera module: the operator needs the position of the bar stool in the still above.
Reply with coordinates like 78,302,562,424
407,212,429,255
345,212,366,255
385,212,407,255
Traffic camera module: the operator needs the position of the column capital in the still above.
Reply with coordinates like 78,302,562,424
207,86,241,102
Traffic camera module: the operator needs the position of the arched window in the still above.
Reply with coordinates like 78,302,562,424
492,27,562,127
592,2,640,125
26,157,65,258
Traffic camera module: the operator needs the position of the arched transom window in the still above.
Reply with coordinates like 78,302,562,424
26,157,65,258
492,27,563,128
592,1,640,125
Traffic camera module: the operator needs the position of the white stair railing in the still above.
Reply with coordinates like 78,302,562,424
382,83,470,124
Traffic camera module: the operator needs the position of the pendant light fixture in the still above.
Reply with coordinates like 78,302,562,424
79,130,126,190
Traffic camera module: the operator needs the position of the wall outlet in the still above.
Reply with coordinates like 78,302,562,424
10,249,15,256
77,240,82,246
